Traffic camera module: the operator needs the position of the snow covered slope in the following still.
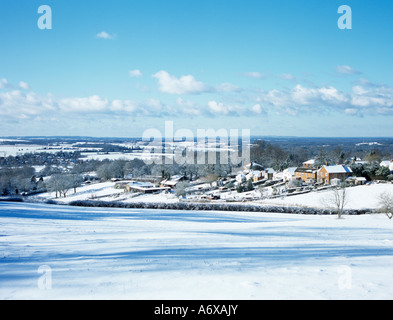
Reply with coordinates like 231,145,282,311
1,202,393,300
262,184,393,210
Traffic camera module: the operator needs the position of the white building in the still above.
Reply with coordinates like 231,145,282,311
283,167,297,182
380,160,393,172
236,173,246,184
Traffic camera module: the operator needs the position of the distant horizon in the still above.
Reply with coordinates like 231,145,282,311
2,135,393,140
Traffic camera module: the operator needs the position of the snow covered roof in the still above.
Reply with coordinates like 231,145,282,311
322,165,352,174
303,159,316,165
295,167,317,173
284,167,297,175
245,162,264,170
128,181,154,188
380,161,393,169
170,175,185,181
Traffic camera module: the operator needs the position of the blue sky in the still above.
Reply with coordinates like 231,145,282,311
1,0,393,137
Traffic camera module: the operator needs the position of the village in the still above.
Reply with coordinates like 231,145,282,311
27,155,393,215
109,158,392,202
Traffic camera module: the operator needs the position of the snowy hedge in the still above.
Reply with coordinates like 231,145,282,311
67,200,373,215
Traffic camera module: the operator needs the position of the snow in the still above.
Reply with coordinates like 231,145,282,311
0,145,54,157
39,181,119,202
1,201,393,300
80,152,175,162
323,165,352,174
36,181,180,204
262,183,393,210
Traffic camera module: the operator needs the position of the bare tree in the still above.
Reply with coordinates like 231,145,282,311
174,181,191,197
379,192,393,219
201,173,219,187
69,174,83,194
324,184,349,219
46,174,63,198
46,174,73,198
96,163,112,181
333,186,348,219
57,175,72,198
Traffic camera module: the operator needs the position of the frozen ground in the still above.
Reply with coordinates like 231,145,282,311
1,202,393,300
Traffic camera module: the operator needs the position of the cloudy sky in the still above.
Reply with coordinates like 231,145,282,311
1,0,393,137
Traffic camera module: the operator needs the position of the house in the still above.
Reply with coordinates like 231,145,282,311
283,167,297,182
317,165,353,184
236,173,246,184
302,159,316,168
330,178,342,186
350,157,367,165
354,177,367,185
380,160,393,172
126,181,170,194
161,175,187,188
264,168,275,180
124,173,133,180
244,162,264,171
273,171,284,181
294,167,317,182
245,170,264,182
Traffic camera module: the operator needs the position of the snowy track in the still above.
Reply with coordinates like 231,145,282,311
1,202,393,299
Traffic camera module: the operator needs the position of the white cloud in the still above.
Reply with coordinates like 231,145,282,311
110,99,137,113
19,81,31,90
59,95,110,113
129,69,143,78
262,84,350,109
208,101,226,114
303,85,349,106
152,70,212,95
345,108,361,116
336,65,362,75
216,82,241,93
176,98,201,116
350,85,393,109
96,31,114,39
2,74,393,125
0,78,9,89
243,72,265,79
257,83,393,116
0,90,56,119
207,101,243,116
278,73,297,82
251,104,265,114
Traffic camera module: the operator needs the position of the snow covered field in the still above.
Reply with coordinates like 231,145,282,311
1,201,393,300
